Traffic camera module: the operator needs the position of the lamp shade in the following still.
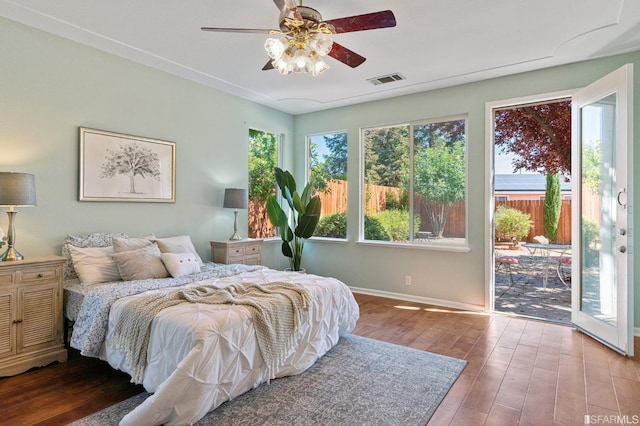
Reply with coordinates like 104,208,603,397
223,188,247,209
0,172,36,206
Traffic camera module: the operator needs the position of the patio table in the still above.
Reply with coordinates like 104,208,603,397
522,243,571,289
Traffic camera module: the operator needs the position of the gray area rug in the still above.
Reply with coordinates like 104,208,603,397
70,334,467,425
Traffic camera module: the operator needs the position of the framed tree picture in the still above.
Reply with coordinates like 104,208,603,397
79,127,176,202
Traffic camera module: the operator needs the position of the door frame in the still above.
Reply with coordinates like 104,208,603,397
484,89,576,313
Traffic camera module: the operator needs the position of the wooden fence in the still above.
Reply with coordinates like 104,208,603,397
253,180,588,244
496,199,572,244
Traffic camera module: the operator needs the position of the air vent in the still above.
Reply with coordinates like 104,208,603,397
367,73,405,86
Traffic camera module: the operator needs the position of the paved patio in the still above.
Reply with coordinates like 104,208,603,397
494,247,571,324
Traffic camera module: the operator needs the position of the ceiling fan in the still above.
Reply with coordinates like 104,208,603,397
201,0,396,76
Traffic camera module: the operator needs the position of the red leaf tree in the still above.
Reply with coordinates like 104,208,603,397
494,100,571,178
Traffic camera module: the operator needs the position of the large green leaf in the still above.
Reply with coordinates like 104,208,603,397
281,241,293,258
295,196,321,238
266,196,286,227
279,169,296,195
283,186,294,210
300,183,312,207
292,191,304,215
274,167,284,189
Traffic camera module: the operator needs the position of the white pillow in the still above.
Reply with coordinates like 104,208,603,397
68,245,121,285
161,252,202,278
152,235,203,265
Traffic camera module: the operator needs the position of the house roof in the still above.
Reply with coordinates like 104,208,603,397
495,174,572,192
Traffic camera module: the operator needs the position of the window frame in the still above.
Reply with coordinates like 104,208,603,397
358,114,470,252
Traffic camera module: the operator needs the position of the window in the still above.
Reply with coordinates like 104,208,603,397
248,129,280,238
496,195,509,201
308,132,348,238
362,116,467,246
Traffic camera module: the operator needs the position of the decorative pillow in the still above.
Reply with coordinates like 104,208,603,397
62,232,128,280
112,236,155,253
161,252,202,278
152,235,203,265
111,244,169,281
68,245,122,285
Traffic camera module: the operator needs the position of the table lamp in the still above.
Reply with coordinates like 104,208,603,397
0,172,37,261
223,188,247,240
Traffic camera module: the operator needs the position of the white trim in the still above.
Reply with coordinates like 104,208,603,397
349,286,484,313
355,240,470,253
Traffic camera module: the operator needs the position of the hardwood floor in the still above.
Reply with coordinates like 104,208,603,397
1,293,639,425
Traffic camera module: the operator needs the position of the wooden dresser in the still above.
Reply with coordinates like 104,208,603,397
210,239,263,265
0,256,67,376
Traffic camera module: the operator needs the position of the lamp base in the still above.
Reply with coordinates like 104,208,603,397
0,247,23,261
229,232,242,241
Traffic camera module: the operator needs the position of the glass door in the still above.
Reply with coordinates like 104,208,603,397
571,64,633,355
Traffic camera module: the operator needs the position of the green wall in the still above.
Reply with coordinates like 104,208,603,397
1,17,638,331
294,51,640,330
0,17,293,265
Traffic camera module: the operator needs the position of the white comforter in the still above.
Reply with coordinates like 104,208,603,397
99,268,359,426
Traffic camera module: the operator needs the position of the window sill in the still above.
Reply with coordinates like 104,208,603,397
355,240,470,253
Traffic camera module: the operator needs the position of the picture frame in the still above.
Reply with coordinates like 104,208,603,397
79,127,176,202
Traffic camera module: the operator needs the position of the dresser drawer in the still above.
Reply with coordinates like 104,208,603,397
243,255,261,265
227,246,246,257
0,272,14,285
21,268,58,284
244,244,261,256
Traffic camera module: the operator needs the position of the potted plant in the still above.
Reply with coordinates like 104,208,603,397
266,168,321,271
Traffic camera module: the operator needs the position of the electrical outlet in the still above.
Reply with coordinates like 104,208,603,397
405,275,412,286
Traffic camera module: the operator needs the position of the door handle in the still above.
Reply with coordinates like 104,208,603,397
617,188,627,208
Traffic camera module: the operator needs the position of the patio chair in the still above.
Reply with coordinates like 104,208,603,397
495,250,519,287
556,256,571,287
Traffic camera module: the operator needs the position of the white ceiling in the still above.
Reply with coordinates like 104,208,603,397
2,0,640,115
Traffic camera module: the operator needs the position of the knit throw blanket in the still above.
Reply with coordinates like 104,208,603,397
111,282,312,384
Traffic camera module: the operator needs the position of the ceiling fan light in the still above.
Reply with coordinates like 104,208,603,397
309,32,333,56
272,55,293,74
309,54,329,76
264,37,289,60
292,49,310,71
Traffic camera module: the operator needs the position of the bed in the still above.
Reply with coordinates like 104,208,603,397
62,233,359,426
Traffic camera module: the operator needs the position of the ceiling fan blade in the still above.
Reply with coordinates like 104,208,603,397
262,59,274,71
328,43,366,68
325,10,396,34
201,27,272,34
272,0,302,21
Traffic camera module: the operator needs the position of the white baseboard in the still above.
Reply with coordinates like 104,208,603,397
348,286,485,313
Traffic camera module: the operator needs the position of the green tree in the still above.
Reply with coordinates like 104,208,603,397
323,133,347,180
363,126,410,188
248,129,278,238
544,173,561,241
413,140,466,238
309,140,331,193
582,139,601,193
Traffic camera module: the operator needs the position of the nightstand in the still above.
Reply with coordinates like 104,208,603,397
210,239,263,265
0,256,67,376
